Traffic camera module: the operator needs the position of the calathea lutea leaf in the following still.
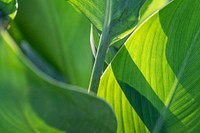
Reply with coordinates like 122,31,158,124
67,0,146,40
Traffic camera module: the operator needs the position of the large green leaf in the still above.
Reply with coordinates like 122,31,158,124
98,0,200,132
67,0,147,40
0,0,17,28
10,0,92,88
0,31,117,133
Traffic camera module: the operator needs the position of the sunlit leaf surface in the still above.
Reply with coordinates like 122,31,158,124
98,0,200,132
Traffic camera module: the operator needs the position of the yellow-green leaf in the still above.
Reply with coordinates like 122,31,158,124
98,0,200,132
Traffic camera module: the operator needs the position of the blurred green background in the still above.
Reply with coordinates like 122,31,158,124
9,0,93,88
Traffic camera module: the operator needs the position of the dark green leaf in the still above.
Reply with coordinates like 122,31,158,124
67,0,146,40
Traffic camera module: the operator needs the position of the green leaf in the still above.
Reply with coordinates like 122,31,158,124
67,0,147,40
98,0,200,132
139,0,170,23
89,0,171,65
10,0,92,88
0,31,117,133
0,0,17,28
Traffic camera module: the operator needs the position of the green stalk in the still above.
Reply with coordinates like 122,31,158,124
88,0,112,93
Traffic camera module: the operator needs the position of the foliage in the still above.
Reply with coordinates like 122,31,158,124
0,32,116,133
98,0,200,132
11,0,93,88
0,0,200,132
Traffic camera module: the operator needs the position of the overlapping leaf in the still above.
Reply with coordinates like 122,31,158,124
11,0,93,88
87,0,171,65
0,31,117,133
139,0,171,23
98,0,200,132
67,0,147,40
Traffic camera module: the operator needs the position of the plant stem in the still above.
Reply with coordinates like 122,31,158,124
88,0,112,93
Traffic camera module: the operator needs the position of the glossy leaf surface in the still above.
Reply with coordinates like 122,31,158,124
0,32,117,133
98,0,200,132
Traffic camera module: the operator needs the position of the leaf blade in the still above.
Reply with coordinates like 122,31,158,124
67,0,146,39
0,31,117,133
98,0,200,132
